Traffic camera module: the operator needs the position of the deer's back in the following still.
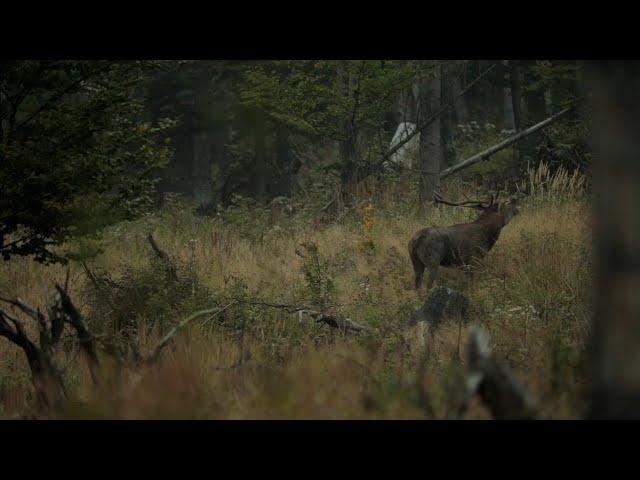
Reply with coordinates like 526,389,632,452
412,222,493,266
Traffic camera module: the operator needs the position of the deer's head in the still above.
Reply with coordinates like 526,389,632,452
434,191,520,225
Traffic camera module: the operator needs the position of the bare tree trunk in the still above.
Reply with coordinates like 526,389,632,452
192,80,214,210
452,66,469,126
523,61,546,125
252,112,268,202
192,131,213,209
440,64,456,168
337,62,359,199
589,61,640,419
397,83,419,124
418,66,442,214
503,60,515,130
508,60,526,162
274,122,298,196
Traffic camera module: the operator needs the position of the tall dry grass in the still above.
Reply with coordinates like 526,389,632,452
0,163,592,419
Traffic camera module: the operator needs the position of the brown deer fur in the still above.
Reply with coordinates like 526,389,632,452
409,199,519,291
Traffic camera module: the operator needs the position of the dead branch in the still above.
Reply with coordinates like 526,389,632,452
454,326,538,420
145,302,235,365
299,309,372,333
147,233,179,282
55,283,100,384
81,261,119,289
0,305,67,409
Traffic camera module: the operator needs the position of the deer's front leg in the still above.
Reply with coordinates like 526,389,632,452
426,264,439,292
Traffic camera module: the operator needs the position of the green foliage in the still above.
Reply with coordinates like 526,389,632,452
0,60,177,263
239,60,429,183
298,241,335,308
83,247,214,336
221,194,270,241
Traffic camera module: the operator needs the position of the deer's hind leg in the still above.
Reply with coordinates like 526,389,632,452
415,238,443,294
411,253,425,291
426,263,440,291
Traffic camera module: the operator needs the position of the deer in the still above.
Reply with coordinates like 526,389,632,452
408,192,520,293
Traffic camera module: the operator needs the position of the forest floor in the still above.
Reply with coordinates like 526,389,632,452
0,164,592,419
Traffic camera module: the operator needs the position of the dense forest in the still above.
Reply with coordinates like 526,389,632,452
0,60,635,419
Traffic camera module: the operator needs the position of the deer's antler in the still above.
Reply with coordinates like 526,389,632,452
433,191,494,209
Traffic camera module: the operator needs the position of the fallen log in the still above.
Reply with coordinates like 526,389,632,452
242,300,372,334
298,309,372,333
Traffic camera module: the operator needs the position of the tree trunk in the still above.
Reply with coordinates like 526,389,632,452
274,122,299,196
397,84,419,124
418,67,442,214
503,60,515,130
509,60,526,162
440,64,456,168
192,131,213,209
588,61,640,419
192,79,214,210
337,62,359,198
523,61,546,125
252,112,268,202
452,67,469,126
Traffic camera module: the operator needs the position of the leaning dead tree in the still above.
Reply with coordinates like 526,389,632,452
146,232,179,282
439,105,575,180
0,280,99,409
455,326,538,420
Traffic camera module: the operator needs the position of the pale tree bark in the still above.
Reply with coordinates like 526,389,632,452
508,60,526,161
252,112,268,202
418,65,442,214
440,64,456,168
192,131,213,208
192,80,214,210
509,60,523,131
523,61,546,125
503,60,515,130
451,66,469,126
396,83,419,124
589,61,640,419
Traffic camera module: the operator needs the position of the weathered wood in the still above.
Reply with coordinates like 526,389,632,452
55,284,101,384
0,301,67,409
298,309,371,333
146,302,235,365
455,326,538,420
147,233,179,282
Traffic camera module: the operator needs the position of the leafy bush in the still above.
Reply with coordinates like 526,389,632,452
298,241,336,308
83,243,215,337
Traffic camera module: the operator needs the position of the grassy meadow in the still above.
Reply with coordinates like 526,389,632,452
0,163,592,419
